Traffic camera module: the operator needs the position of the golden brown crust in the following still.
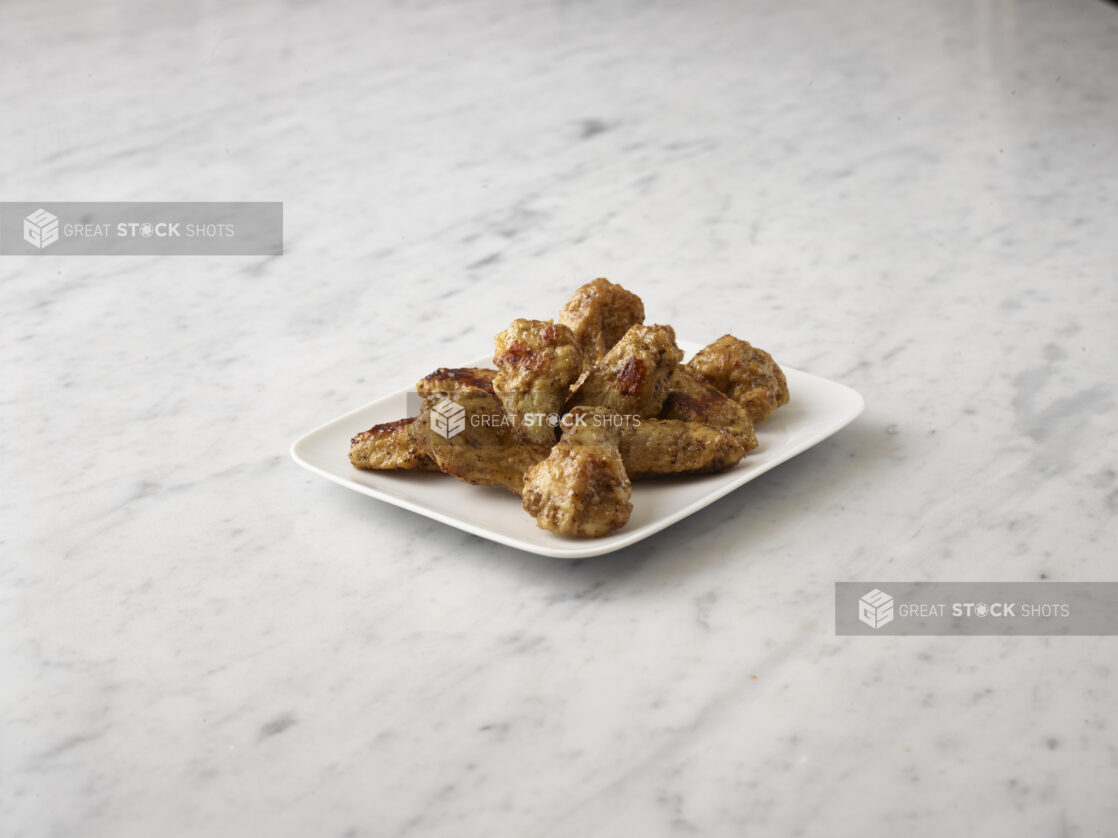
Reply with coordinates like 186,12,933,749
411,386,541,495
350,418,439,471
558,405,627,446
660,366,758,451
686,335,789,424
618,419,745,478
521,406,632,537
558,278,645,368
568,324,683,419
492,319,582,451
416,367,497,398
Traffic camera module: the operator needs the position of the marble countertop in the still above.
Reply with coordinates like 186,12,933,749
3,0,1117,834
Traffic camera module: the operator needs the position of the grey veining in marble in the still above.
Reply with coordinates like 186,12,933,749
2,0,1117,835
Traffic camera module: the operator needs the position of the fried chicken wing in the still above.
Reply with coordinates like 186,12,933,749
686,335,789,424
569,324,683,418
492,319,582,451
558,278,645,367
618,419,745,478
412,385,540,495
521,406,632,537
660,366,758,451
350,417,439,471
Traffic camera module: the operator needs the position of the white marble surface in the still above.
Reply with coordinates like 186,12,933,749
3,0,1117,834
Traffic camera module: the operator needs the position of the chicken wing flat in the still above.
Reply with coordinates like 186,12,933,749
660,366,758,451
521,406,632,537
558,278,645,367
416,367,497,398
686,335,789,424
492,319,582,451
619,419,745,478
412,385,540,495
350,369,499,474
350,417,439,471
569,324,683,418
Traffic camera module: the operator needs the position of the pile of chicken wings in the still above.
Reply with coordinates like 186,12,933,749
350,279,789,538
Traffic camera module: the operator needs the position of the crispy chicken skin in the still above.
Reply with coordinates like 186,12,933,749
352,370,500,475
558,278,645,367
521,406,632,537
569,324,684,418
416,367,497,398
619,419,745,478
686,335,789,424
492,319,582,451
412,385,540,495
660,366,758,452
350,418,439,471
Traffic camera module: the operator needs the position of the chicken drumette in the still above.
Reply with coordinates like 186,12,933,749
521,406,632,537
558,278,645,368
686,335,790,424
569,324,683,419
492,319,582,452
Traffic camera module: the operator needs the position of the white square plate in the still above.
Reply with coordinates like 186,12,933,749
291,341,864,558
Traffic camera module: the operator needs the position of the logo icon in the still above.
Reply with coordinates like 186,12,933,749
430,398,466,439
858,588,894,629
23,208,59,249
